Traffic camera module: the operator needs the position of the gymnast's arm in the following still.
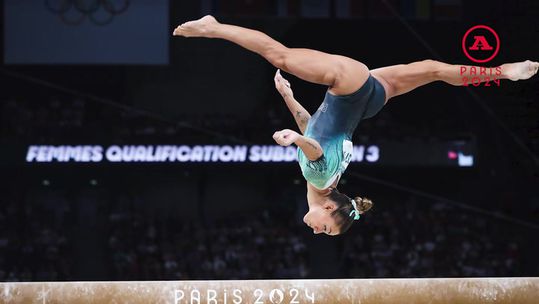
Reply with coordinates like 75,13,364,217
274,69,311,135
272,129,323,161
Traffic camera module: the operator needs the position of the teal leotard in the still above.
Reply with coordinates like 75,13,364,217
298,75,386,189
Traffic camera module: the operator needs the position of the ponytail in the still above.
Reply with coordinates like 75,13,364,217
329,189,374,234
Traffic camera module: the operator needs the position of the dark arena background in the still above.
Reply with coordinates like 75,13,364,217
1,1,538,303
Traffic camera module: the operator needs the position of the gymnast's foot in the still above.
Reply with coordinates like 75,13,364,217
503,60,539,81
173,15,219,38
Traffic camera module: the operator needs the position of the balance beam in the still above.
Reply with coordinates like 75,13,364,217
1,278,538,304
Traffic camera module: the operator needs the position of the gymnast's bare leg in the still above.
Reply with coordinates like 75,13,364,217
173,15,370,96
370,59,539,102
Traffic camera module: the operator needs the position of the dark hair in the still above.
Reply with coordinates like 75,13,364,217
329,188,373,234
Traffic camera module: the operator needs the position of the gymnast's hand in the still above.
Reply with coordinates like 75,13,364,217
274,69,294,99
273,129,300,146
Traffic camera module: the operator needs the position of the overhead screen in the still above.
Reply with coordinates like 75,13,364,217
19,142,475,167
4,0,169,64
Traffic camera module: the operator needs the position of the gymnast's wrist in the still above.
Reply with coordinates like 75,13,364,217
282,93,294,101
291,132,303,144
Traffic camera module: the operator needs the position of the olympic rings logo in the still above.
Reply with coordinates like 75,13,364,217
45,0,130,26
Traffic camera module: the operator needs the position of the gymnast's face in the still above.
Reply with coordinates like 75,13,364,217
303,202,338,236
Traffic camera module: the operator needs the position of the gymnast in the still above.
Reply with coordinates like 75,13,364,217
173,15,539,236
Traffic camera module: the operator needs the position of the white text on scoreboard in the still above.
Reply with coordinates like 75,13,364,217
25,145,380,163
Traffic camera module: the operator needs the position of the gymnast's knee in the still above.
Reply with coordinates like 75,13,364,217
422,59,443,81
264,45,289,69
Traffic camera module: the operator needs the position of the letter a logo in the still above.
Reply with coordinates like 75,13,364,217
469,36,494,51
462,25,500,63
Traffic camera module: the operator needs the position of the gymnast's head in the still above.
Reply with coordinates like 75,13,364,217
303,188,373,236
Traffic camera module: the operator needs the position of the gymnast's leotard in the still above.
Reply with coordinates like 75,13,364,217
298,74,386,190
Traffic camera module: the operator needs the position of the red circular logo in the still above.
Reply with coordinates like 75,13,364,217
462,25,500,63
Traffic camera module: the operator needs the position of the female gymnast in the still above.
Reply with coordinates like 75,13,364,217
173,15,539,236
